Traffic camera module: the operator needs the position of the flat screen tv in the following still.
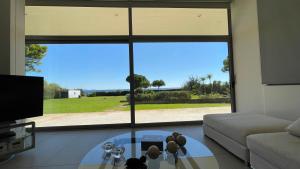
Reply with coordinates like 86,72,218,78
0,75,43,122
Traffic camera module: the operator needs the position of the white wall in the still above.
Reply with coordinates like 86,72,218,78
68,90,81,98
0,0,25,76
0,0,25,129
231,0,265,114
231,0,300,121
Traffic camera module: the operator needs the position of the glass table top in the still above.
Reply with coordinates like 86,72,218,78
79,130,219,169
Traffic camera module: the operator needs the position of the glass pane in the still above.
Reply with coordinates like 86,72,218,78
133,8,228,35
26,44,130,127
25,6,129,36
134,42,231,124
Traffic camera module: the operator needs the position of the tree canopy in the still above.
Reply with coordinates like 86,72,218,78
207,74,213,83
221,57,229,72
182,76,230,96
25,44,48,72
200,77,206,84
126,74,150,89
183,76,201,94
152,80,166,90
44,81,67,99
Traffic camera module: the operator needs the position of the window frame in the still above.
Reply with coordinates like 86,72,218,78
25,0,236,130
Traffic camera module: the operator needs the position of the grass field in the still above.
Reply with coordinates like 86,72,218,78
44,96,230,114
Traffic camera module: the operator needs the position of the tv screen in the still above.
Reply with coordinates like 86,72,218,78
0,75,43,122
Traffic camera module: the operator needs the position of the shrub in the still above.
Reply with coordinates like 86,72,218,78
127,91,191,103
87,92,97,97
198,93,226,99
135,88,144,94
44,81,68,99
87,91,129,97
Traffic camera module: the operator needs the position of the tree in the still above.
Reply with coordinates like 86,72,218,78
200,77,206,85
183,76,201,95
222,82,231,96
212,80,222,94
200,77,207,94
207,74,213,84
44,81,67,99
126,74,150,90
207,74,213,94
25,44,48,72
152,80,166,90
222,57,230,72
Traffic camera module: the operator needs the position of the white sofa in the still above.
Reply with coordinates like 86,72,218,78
247,132,300,169
203,113,292,163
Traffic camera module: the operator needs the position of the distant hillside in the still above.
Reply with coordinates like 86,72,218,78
82,87,181,95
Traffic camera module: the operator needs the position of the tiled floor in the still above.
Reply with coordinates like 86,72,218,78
0,125,250,169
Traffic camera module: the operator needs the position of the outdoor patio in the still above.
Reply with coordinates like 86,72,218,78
30,106,231,127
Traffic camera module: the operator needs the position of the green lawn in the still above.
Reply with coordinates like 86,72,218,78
44,96,230,114
44,96,127,114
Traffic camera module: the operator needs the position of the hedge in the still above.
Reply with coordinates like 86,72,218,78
127,91,191,103
134,98,231,104
88,91,130,97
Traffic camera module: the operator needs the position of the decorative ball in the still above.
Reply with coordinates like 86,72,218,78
147,145,161,159
176,135,187,147
139,156,146,163
167,141,178,154
126,156,147,169
166,135,175,143
172,132,181,139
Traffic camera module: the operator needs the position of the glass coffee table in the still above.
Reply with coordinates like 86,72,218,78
79,130,219,169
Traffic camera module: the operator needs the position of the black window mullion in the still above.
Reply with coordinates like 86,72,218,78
128,7,136,128
227,7,236,113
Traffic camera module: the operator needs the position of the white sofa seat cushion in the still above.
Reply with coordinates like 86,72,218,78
287,118,300,137
203,113,291,145
247,132,300,169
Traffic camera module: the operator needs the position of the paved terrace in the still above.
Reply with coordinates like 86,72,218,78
30,106,231,127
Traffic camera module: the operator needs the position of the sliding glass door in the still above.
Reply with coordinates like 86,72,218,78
131,7,232,124
26,44,130,127
133,42,231,123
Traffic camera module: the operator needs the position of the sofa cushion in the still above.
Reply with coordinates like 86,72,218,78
247,132,300,169
287,118,300,137
203,113,291,145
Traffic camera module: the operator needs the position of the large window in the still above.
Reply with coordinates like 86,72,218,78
25,3,234,127
133,42,231,123
26,44,130,127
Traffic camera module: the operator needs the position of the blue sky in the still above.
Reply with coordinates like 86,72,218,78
27,42,229,90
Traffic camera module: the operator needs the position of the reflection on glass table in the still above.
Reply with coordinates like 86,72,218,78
79,130,219,169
